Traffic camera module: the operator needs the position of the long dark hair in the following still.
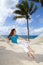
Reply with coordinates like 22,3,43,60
8,29,16,39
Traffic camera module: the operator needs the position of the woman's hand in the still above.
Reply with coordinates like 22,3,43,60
18,37,28,42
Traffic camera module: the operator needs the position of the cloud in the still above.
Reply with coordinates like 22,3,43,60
15,18,27,26
16,27,27,35
0,24,43,35
0,0,18,26
0,25,27,35
4,0,18,9
30,27,43,35
36,14,40,18
0,0,19,35
0,25,17,35
11,25,28,35
15,18,33,26
0,0,43,35
0,0,20,35
29,19,33,23
0,26,11,35
0,0,34,35
39,18,43,23
0,8,12,25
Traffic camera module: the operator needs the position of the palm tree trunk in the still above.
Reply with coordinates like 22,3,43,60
27,18,29,41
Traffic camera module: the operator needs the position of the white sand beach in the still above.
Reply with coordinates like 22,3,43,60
0,34,43,65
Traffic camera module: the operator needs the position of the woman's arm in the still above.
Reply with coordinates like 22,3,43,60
6,38,10,42
18,37,30,42
6,38,13,46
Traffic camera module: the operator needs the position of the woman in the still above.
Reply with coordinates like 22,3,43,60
7,28,35,59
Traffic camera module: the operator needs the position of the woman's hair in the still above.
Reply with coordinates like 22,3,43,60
8,29,16,39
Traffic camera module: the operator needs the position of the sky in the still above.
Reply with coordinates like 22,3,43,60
0,0,43,35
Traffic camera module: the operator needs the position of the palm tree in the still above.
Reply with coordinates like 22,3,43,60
13,0,38,41
32,0,43,7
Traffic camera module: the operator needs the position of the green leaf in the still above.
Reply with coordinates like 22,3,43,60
32,0,39,2
13,10,26,15
30,6,38,15
32,0,43,7
13,0,38,19
29,1,34,13
22,0,29,12
13,16,25,20
40,0,43,7
16,4,27,14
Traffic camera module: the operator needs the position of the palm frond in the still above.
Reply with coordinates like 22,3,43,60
29,1,34,13
30,6,38,15
16,4,27,14
13,0,38,19
32,0,43,7
13,16,25,20
32,0,39,2
13,10,26,15
22,0,29,12
40,0,43,7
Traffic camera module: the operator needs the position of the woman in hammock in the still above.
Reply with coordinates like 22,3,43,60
7,28,35,59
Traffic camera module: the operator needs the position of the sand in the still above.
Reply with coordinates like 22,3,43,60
0,34,43,65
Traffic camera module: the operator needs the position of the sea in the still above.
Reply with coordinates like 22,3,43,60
2,35,38,39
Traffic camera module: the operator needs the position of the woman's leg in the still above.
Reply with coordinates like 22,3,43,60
26,45,35,59
27,51,35,59
27,46,34,53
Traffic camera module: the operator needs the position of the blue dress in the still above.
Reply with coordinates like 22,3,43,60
9,35,18,44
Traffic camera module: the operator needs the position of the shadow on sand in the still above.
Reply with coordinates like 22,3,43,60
0,46,43,65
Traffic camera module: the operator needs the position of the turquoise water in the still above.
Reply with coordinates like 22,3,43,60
2,35,38,39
